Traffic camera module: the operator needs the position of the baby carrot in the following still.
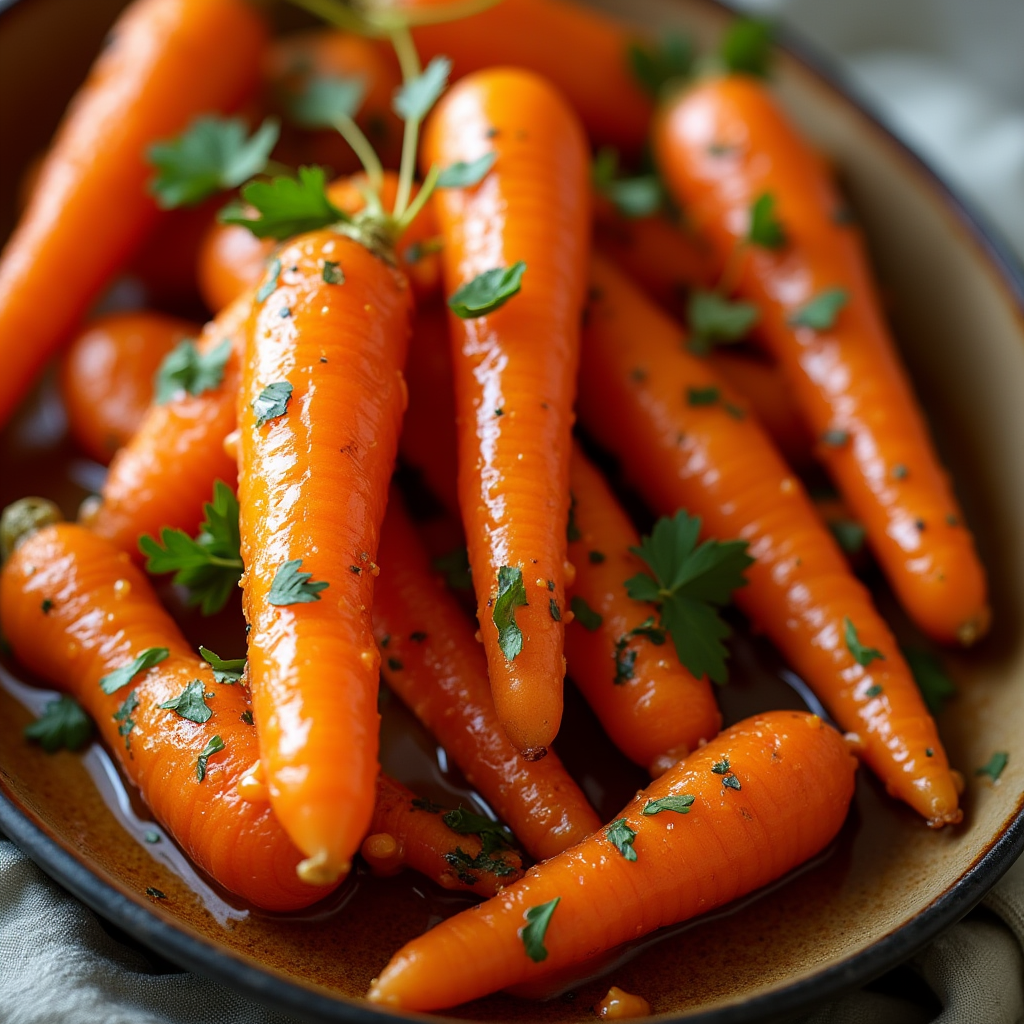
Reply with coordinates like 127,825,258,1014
0,0,267,427
368,710,857,1010
362,774,524,898
654,76,989,646
59,311,199,465
0,509,334,911
238,231,412,885
567,445,722,775
578,257,961,827
375,498,602,861
197,221,274,314
423,68,591,757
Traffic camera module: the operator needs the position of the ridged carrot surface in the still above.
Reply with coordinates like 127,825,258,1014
0,521,334,911
368,710,856,1010
567,445,722,774
406,0,651,153
578,257,960,827
362,774,524,898
85,290,250,553
375,499,601,862
422,69,591,757
654,76,989,646
0,0,266,427
239,231,412,884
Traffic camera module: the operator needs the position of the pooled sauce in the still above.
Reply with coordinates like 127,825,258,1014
0,373,1002,1020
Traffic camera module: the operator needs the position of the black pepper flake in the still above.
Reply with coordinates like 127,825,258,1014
240,710,254,726
387,657,403,672
349,565,362,575
145,887,166,900
410,631,427,643
41,599,53,614
588,551,606,564
546,579,555,592
891,463,909,480
549,598,561,622
925,748,934,757
915,519,926,531
320,356,328,363
865,684,883,698
495,407,504,416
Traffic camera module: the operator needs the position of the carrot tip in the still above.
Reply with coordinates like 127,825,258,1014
297,851,349,886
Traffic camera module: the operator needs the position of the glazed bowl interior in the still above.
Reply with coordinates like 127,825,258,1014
1,0,1023,1022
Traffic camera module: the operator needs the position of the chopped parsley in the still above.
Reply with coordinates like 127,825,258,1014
891,464,909,481
196,735,225,782
393,56,452,122
437,151,496,189
154,337,231,405
40,598,54,615
113,690,139,750
789,288,849,330
240,710,254,726
642,794,695,815
282,73,366,128
520,897,560,963
157,679,212,724
592,147,665,218
976,752,1009,784
199,646,245,684
252,380,293,426
821,429,850,447
256,257,281,303
687,385,721,407
448,262,527,319
747,192,786,250
268,559,329,606
711,756,741,789
902,646,956,716
99,647,169,696
719,17,774,77
23,695,92,753
442,807,514,854
614,639,638,685
606,818,638,861
627,33,695,97
864,684,884,698
493,566,528,661
844,618,885,667
686,290,759,354
828,518,867,556
444,846,517,884
549,598,561,622
322,260,344,285
432,546,472,590
588,550,606,564
570,595,603,632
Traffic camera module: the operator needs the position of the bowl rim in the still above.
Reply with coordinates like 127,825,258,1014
2,0,1024,1021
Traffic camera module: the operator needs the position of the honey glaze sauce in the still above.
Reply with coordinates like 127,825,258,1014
0,373,961,1020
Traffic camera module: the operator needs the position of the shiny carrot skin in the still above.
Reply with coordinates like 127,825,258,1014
239,231,412,884
0,0,266,427
368,710,856,1010
59,311,199,465
655,76,989,646
197,221,274,314
362,774,524,898
85,290,250,553
423,69,591,756
567,445,722,774
408,0,651,153
375,499,602,862
0,522,334,911
578,257,960,827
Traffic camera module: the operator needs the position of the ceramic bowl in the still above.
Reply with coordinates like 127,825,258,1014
1,0,1023,1021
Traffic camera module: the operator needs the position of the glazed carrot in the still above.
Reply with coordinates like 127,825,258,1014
362,774,524,898
407,0,651,153
0,510,335,911
0,0,267,427
239,231,412,885
368,710,856,1010
84,290,251,553
375,498,602,861
654,76,989,646
566,445,722,775
578,257,960,827
422,69,591,757
59,311,199,465
197,221,274,314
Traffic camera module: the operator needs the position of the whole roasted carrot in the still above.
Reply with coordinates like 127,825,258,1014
422,69,591,757
578,257,961,827
567,445,722,775
654,76,989,646
368,710,856,1010
59,311,199,465
0,0,266,427
375,498,602,861
362,774,524,897
0,508,334,911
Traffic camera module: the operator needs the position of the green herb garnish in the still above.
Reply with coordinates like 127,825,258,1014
100,648,169,696
606,818,638,861
828,518,867,556
627,33,694,97
432,546,472,590
253,381,293,426
199,646,245,684
789,288,848,330
686,290,760,354
24,696,92,753
719,17,774,78
570,595,603,632
642,794,695,815
283,74,366,129
448,262,527,319
437,152,496,189
113,690,139,750
158,679,212,724
747,192,786,249
196,735,225,782
976,752,1009,784
154,338,231,405
493,566,528,661
268,559,329,606
687,385,721,407
520,897,560,963
903,647,956,715
844,618,885,667
592,147,664,219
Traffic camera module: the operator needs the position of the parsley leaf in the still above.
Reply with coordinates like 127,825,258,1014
444,846,518,883
570,595,603,632
196,735,225,782
592,147,664,219
627,33,695,97
113,690,139,749
100,647,169,696
283,73,366,129
642,794,695,815
268,559,329,606
747,192,787,250
493,566,528,661
139,481,243,616
24,696,93,753
411,796,443,813
789,288,849,330
393,56,452,122
687,385,721,406
686,290,760,354
158,679,213,724
219,166,348,240
442,807,514,855
520,897,560,963
606,818,638,861
147,116,280,209
828,518,867,556
625,511,753,684
153,338,231,405
256,257,281,303
437,152,496,189
322,260,344,285
902,646,956,716
976,752,1009,783
199,646,245,685
448,262,526,319
844,618,885,667
253,381,293,426
711,756,731,775
720,17,774,78
432,546,472,590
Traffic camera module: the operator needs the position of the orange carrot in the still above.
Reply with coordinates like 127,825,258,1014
59,311,199,464
654,76,989,646
375,498,602,861
362,774,524,897
197,220,274,314
0,0,267,427
422,69,591,757
368,710,857,1010
0,509,334,911
577,256,960,827
238,231,412,885
566,445,722,774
